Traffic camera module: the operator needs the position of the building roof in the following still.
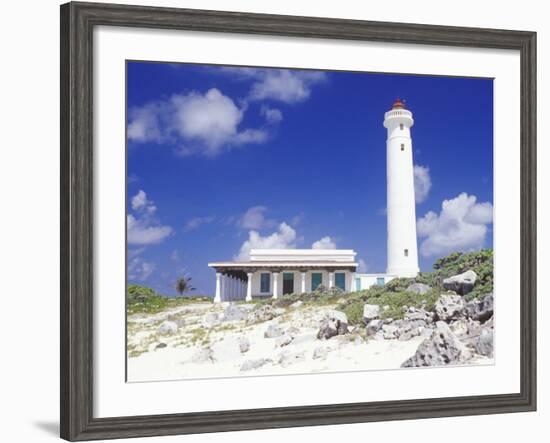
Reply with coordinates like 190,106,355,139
208,260,358,267
248,248,356,262
208,249,358,271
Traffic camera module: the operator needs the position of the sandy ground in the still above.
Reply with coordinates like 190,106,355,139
127,302,491,382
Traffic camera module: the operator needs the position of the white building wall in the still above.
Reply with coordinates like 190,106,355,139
354,273,397,291
384,108,420,278
248,269,353,297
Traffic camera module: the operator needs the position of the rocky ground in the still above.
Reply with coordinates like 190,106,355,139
127,267,494,382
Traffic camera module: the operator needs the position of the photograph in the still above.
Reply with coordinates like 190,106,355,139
125,62,495,382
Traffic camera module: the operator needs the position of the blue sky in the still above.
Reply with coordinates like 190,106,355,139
126,61,493,296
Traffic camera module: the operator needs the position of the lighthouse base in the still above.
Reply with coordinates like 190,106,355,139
386,267,419,279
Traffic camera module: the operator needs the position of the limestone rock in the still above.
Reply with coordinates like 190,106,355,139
273,307,287,316
247,305,276,324
191,347,214,364
405,308,434,324
222,304,247,322
395,320,425,341
475,328,494,358
363,304,380,322
366,319,384,336
382,324,399,340
406,283,432,295
313,346,329,360
238,336,250,353
401,321,472,367
275,334,294,347
157,320,178,335
463,293,494,323
203,312,220,328
435,294,466,322
443,270,477,295
317,310,349,340
278,350,306,367
155,342,167,350
264,324,285,338
241,358,272,371
290,300,303,309
287,326,301,337
449,318,475,337
173,318,186,328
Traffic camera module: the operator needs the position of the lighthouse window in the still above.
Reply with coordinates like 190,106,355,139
400,123,404,130
401,143,405,151
404,249,409,257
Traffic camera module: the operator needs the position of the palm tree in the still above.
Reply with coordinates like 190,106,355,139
175,276,195,296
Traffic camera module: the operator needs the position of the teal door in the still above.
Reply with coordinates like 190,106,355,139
355,278,361,291
311,273,322,291
283,273,294,295
335,272,346,290
260,273,270,293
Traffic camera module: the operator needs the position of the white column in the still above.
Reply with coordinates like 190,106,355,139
328,271,334,288
300,272,306,294
214,273,222,303
272,272,279,299
349,271,356,292
246,273,253,301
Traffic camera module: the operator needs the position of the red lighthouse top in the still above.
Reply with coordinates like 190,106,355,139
391,98,406,110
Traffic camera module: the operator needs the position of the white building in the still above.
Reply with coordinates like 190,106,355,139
208,249,360,302
208,99,419,302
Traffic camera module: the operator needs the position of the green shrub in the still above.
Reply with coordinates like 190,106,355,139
342,300,365,325
432,249,493,300
126,284,211,315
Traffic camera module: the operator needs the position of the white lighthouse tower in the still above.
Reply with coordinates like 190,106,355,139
384,99,419,278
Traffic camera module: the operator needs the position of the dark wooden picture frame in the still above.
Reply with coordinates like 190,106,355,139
60,1,537,441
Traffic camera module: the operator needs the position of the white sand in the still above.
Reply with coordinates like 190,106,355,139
127,302,437,382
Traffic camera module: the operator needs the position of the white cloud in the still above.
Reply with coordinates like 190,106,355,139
128,255,156,281
260,105,283,124
128,248,145,260
239,206,276,230
183,216,215,232
127,215,173,246
128,88,268,157
417,192,493,258
357,258,368,273
127,103,164,143
236,222,296,260
249,70,326,103
131,189,156,213
290,213,304,227
414,165,432,203
127,190,172,246
219,67,327,104
464,201,493,224
311,236,337,249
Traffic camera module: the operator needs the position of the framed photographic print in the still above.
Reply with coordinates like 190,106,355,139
60,1,537,441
